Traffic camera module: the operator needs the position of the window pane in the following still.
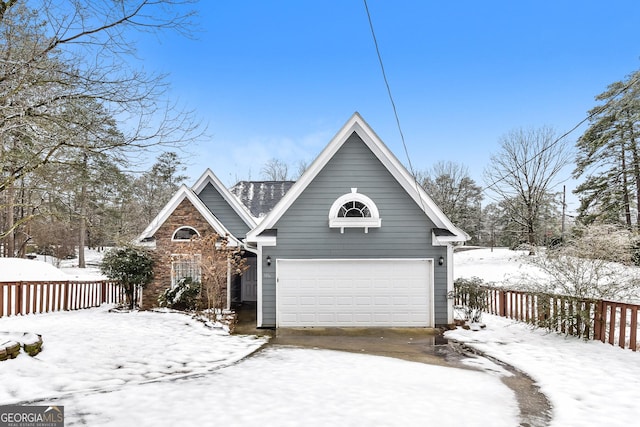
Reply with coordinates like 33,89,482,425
171,254,202,287
173,227,198,240
339,200,372,218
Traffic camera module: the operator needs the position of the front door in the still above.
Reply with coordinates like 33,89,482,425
241,257,257,301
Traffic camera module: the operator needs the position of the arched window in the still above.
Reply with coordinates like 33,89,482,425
339,200,371,218
328,188,381,233
172,226,200,241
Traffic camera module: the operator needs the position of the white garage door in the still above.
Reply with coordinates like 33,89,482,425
277,259,432,327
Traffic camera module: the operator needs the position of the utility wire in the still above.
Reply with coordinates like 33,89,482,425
364,0,640,213
482,72,640,194
363,0,416,177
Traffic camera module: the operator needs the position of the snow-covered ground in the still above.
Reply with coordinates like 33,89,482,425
447,315,640,427
1,307,518,426
0,248,107,281
454,247,549,285
0,247,639,425
452,247,640,426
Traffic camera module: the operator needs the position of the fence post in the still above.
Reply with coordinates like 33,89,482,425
63,281,70,311
593,300,604,342
15,282,22,315
630,306,638,351
101,281,107,304
499,290,506,317
608,304,617,346
619,305,628,349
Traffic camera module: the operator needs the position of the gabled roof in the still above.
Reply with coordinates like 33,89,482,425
136,185,239,246
229,181,296,218
246,112,467,243
192,168,257,228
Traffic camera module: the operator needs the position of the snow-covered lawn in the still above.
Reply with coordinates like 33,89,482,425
0,307,267,402
0,248,107,281
0,307,519,426
446,315,640,427
452,247,640,426
454,247,549,285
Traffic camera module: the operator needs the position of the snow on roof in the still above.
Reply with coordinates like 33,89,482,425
229,181,295,218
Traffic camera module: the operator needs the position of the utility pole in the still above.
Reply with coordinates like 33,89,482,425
561,185,566,242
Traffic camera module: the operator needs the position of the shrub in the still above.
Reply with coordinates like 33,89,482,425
158,277,202,311
101,246,155,309
453,277,487,323
527,224,640,301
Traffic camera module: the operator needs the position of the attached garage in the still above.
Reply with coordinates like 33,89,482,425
276,259,433,327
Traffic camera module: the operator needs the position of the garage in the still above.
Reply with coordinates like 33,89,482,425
276,259,433,327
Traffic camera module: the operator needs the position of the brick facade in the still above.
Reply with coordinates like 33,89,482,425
142,198,220,309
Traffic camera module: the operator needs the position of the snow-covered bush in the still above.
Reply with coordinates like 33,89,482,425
526,224,640,302
158,277,201,311
452,277,488,324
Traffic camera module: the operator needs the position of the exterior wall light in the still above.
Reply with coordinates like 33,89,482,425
438,256,444,266
266,256,272,266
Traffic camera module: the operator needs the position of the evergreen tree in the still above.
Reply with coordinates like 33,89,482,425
130,152,188,233
574,69,640,228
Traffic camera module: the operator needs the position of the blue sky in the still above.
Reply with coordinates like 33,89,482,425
136,1,640,212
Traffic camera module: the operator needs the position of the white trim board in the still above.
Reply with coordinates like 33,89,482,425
136,185,239,246
192,168,257,229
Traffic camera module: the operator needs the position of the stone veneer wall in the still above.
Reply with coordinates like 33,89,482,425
142,198,219,309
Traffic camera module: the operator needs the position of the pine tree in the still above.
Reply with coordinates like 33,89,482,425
574,69,640,228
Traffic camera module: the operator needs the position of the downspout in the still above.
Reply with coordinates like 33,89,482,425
446,244,454,325
256,244,264,327
226,258,231,311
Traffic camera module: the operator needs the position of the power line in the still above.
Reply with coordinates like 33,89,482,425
363,0,415,177
482,72,640,195
364,0,640,214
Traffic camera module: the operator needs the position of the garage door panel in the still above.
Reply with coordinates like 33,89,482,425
354,296,372,305
336,313,353,322
337,296,353,305
354,280,371,289
317,296,334,305
354,313,373,323
277,259,432,327
391,296,410,305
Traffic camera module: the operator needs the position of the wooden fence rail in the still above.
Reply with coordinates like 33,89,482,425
0,280,125,318
454,285,640,352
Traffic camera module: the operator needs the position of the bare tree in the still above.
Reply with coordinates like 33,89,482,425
0,1,201,253
294,160,308,180
418,161,483,243
484,127,570,251
261,158,289,181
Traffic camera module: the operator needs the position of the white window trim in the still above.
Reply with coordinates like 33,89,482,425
328,188,381,233
171,226,200,242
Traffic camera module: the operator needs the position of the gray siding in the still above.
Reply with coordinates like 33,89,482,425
197,183,250,238
261,132,448,326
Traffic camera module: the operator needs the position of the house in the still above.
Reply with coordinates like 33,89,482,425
138,113,467,328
